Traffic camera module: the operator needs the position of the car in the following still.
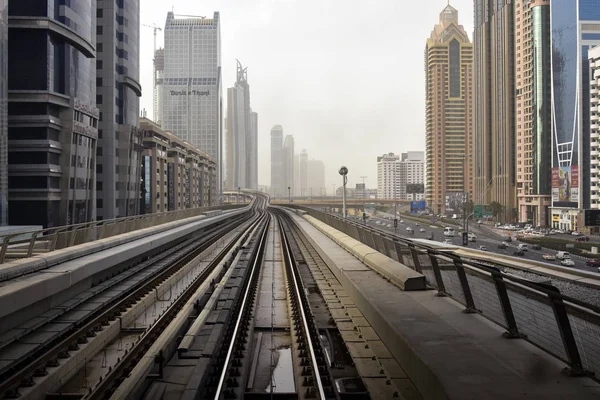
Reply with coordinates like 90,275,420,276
576,236,590,242
498,243,507,249
416,223,420,226
478,245,487,251
375,221,381,225
531,244,542,250
556,251,571,260
468,233,477,242
586,259,600,267
443,239,453,245
400,220,404,223
477,220,483,224
419,228,426,232
517,244,529,251
387,224,392,228
542,254,556,261
561,258,575,267
571,231,583,236
406,226,413,232
513,250,525,257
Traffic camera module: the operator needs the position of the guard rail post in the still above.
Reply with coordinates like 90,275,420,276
489,267,522,339
68,226,80,247
0,236,10,263
408,244,422,273
541,283,586,376
453,260,477,313
427,252,447,296
26,232,39,258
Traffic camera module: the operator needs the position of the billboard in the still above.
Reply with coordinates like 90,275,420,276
406,183,425,194
445,192,464,213
552,166,578,208
474,204,493,219
585,209,600,226
410,200,426,214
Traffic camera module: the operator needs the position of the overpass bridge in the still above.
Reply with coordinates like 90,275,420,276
0,194,598,399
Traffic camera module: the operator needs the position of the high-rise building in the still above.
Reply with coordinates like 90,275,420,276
8,1,99,227
515,0,551,226
96,0,143,220
154,48,164,126
590,46,600,214
377,153,400,200
474,0,516,222
308,159,325,197
226,61,257,190
161,12,222,196
425,4,473,216
270,125,283,197
294,154,300,196
282,135,294,194
0,0,6,226
550,0,600,230
377,152,425,201
299,149,309,197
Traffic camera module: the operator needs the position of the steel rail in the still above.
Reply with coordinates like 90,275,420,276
278,215,327,400
213,213,271,398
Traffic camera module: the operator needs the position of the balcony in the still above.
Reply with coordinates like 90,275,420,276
592,150,600,157
593,194,600,201
592,113,600,122
592,87,599,95
592,175,600,184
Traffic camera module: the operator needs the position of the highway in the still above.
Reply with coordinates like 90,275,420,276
359,213,599,273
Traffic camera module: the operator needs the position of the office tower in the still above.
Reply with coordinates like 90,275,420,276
8,1,99,227
225,61,257,190
96,0,143,220
270,125,283,196
154,48,164,126
282,135,295,195
307,159,325,197
474,0,516,222
425,4,473,216
299,149,309,197
162,12,222,198
551,0,600,230
515,1,551,226
377,153,400,200
294,154,300,196
591,46,600,213
0,0,6,226
400,151,426,202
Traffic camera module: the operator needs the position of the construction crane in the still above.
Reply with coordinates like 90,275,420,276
142,23,162,123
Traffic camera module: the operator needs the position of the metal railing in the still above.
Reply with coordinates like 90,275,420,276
293,206,600,381
0,205,244,264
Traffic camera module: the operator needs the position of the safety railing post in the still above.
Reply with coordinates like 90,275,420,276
0,236,10,263
427,252,447,296
27,233,39,258
408,244,422,273
453,260,477,313
489,267,522,339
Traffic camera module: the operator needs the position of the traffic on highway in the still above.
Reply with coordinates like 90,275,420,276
358,213,600,274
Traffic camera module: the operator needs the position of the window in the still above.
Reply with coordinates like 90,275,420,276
97,199,103,208
97,164,103,173
97,43,103,52
97,181,103,191
96,26,103,35
96,77,103,87
97,146,102,156
97,9,103,18
96,60,103,69
96,95,103,104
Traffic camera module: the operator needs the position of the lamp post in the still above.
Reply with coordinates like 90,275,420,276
360,175,367,224
288,186,291,203
339,166,348,218
238,186,241,204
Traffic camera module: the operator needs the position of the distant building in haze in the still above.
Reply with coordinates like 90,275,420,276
299,149,309,196
308,159,325,196
474,0,516,222
270,125,283,197
161,12,223,195
226,60,257,190
282,135,294,194
377,152,424,201
425,4,473,215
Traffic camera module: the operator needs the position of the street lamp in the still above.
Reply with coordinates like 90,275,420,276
288,186,291,203
339,166,348,218
238,186,241,204
360,175,367,224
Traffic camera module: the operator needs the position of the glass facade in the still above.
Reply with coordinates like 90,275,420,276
162,12,222,197
8,0,98,227
0,0,6,226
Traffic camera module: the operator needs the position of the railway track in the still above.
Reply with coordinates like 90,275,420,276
0,198,266,399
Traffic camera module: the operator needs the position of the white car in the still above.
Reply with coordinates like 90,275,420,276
571,231,583,236
406,227,413,232
443,239,453,244
387,224,392,228
478,245,487,251
561,258,575,267
419,228,426,232
416,223,420,226
400,220,404,223
376,221,381,225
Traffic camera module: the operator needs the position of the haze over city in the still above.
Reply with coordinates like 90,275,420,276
140,0,474,190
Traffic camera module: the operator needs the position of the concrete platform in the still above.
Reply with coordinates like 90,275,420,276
287,211,600,400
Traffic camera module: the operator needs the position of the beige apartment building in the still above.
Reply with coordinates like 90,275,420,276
474,0,517,222
425,4,473,215
515,0,551,226
139,118,216,214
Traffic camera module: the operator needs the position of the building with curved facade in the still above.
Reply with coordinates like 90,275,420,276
8,0,99,227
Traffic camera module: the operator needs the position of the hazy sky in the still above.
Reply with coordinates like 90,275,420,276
140,0,474,190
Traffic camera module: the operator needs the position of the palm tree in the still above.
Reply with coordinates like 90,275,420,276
489,201,504,221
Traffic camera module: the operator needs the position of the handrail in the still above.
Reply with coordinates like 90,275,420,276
292,205,600,381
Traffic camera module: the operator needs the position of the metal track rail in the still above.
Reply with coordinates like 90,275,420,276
277,215,328,399
213,213,271,398
0,208,259,398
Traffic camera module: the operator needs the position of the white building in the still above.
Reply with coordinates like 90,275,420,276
270,126,283,197
377,152,425,201
590,45,600,210
282,135,294,193
308,159,325,196
161,12,223,194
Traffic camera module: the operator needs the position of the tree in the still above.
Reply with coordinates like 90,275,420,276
465,199,474,215
489,201,504,220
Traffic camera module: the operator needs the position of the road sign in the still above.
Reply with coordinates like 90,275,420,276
393,218,398,228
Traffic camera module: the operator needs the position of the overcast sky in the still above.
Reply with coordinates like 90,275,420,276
140,0,474,190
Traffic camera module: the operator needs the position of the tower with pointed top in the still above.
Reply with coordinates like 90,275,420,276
425,4,473,215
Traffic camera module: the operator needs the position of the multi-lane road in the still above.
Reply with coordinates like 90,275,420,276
360,213,599,273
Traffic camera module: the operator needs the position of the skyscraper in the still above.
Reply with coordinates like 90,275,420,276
162,12,222,198
0,0,6,226
307,159,325,197
377,152,425,201
226,61,257,190
550,0,600,230
96,0,143,220
154,48,164,126
8,1,99,227
270,126,283,197
282,135,295,194
474,0,516,222
299,149,309,197
425,4,473,215
515,0,551,226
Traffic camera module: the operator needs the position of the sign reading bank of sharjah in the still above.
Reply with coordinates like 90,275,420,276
169,90,210,96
